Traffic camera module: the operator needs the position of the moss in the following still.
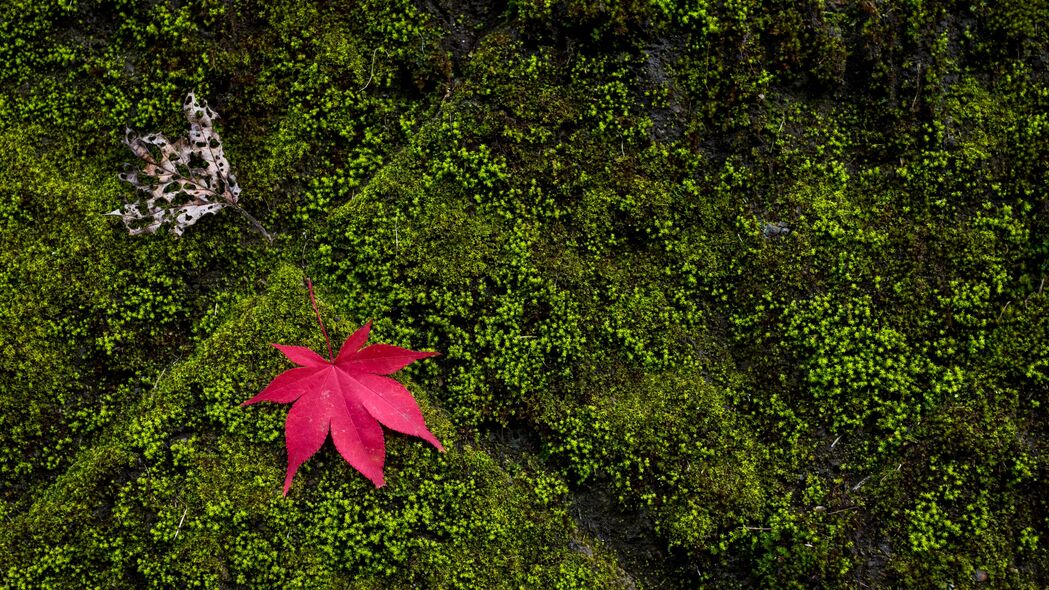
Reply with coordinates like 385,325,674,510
1,0,1048,587
541,368,767,558
1,265,626,588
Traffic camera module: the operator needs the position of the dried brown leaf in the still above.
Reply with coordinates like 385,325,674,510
109,92,242,236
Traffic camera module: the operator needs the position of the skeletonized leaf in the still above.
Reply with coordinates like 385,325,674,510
109,92,241,236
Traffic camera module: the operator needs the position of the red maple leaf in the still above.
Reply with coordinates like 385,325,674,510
243,280,443,494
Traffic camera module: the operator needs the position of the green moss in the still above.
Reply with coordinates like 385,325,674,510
1,265,625,588
1,0,1048,587
542,369,767,556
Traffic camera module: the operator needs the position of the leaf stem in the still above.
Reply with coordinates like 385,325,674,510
306,278,334,362
227,202,274,244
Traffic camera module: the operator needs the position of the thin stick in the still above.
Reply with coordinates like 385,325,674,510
173,507,189,540
228,202,274,244
306,278,334,362
911,63,923,112
359,48,386,92
851,475,872,491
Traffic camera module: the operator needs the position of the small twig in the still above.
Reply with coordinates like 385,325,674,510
228,202,273,244
911,63,923,112
996,301,1011,322
300,231,310,269
743,526,772,531
359,48,387,92
172,507,189,540
1021,277,1047,307
851,475,872,491
148,367,167,399
306,278,334,362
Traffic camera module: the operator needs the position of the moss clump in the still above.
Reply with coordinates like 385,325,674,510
1,265,626,588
